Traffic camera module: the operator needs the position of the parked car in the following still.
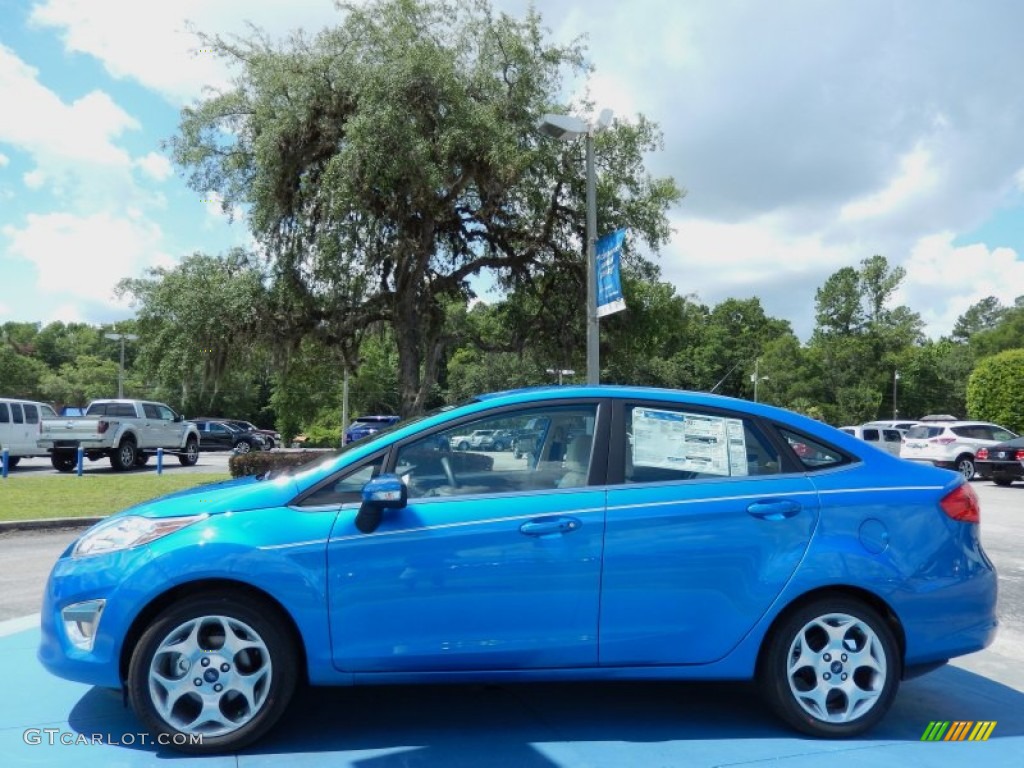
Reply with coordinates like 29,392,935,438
37,399,199,471
861,419,918,434
0,397,58,467
189,419,266,453
975,436,1024,486
449,428,496,450
345,415,401,444
900,420,1017,480
38,386,997,753
194,418,282,449
838,425,903,456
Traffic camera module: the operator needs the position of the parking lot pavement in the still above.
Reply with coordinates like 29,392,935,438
1,616,1022,766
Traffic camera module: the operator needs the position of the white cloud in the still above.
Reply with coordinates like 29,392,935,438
840,145,940,222
136,152,173,181
47,302,85,324
0,152,8,167
3,211,170,303
23,170,46,189
0,300,11,317
0,45,137,167
29,0,344,104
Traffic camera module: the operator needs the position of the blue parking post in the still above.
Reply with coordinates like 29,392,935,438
76,446,84,476
1,449,8,479
157,447,164,475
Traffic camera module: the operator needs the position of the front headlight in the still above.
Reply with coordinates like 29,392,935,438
72,514,207,558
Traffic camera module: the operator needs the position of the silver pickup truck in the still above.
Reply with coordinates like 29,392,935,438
37,399,201,472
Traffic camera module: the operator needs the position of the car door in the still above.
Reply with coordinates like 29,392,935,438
600,401,819,666
326,401,607,673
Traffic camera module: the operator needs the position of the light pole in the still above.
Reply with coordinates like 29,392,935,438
893,370,901,418
546,368,576,385
537,110,611,385
104,332,138,399
750,359,769,403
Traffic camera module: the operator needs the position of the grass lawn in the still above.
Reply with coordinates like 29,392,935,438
0,473,231,521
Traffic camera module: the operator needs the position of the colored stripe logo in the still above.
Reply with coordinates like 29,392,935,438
921,721,996,741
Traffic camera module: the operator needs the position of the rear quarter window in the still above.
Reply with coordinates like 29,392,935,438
906,425,942,439
776,428,852,471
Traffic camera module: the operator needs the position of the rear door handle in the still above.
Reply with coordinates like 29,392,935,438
520,517,582,536
746,500,802,521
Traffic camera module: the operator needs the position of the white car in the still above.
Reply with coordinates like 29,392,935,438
900,420,1017,480
838,424,903,456
0,397,58,467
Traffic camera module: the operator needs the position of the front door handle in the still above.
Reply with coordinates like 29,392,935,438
746,500,801,521
520,517,582,536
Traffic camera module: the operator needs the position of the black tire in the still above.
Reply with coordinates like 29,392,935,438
178,436,199,466
757,597,901,738
234,440,252,454
135,453,150,467
51,453,76,473
110,438,138,471
127,593,297,755
992,474,1015,487
458,441,469,451
493,441,505,452
955,454,976,481
6,456,20,469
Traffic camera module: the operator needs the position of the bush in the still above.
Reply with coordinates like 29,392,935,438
229,449,334,478
966,348,1024,433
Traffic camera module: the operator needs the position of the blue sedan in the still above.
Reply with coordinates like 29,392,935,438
38,386,998,753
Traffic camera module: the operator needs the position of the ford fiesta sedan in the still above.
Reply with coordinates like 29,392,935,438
39,386,997,753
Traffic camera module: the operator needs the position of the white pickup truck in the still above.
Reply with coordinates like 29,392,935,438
37,399,201,472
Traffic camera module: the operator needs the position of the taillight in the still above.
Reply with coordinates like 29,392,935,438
976,448,989,460
940,484,980,523
97,420,109,435
930,436,956,445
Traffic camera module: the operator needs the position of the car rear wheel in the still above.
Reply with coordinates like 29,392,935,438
110,438,138,471
178,436,199,466
955,454,976,481
458,441,469,451
127,594,297,754
135,453,150,467
5,456,20,469
992,474,1015,487
51,453,76,472
758,597,900,737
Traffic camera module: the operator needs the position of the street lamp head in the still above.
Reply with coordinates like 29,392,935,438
537,113,588,141
105,333,139,341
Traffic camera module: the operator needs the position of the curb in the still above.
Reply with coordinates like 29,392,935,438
0,517,102,534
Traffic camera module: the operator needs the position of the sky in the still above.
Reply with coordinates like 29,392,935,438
1,0,1023,342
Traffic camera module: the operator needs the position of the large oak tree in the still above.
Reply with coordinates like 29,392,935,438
170,0,681,416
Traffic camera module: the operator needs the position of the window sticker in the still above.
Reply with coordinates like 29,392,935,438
632,408,748,477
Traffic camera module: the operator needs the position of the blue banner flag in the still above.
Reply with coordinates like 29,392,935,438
596,229,627,317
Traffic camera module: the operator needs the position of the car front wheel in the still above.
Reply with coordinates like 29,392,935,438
127,594,297,754
234,441,251,454
956,454,976,481
758,597,900,737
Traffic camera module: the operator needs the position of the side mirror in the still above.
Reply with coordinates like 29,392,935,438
355,474,407,533
174,414,183,422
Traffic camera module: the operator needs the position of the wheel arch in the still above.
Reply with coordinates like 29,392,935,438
118,578,309,686
755,585,906,679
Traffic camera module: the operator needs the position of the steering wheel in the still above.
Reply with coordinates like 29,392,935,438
439,455,459,489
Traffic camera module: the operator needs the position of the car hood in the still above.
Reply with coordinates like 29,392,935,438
117,475,300,519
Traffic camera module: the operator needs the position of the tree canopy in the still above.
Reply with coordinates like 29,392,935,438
169,0,682,416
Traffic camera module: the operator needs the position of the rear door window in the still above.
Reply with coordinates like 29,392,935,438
23,405,39,424
0,404,8,423
11,404,23,424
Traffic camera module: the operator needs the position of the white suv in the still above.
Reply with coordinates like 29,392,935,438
839,425,904,456
900,420,1017,480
